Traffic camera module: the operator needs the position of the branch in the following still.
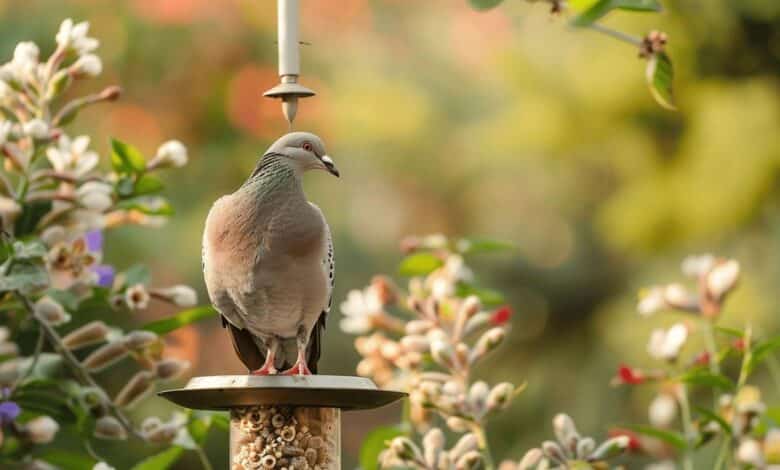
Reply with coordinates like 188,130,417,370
587,23,642,47
14,292,145,441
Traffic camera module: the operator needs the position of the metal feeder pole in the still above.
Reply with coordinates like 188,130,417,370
263,0,315,125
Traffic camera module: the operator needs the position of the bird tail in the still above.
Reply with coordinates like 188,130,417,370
222,316,265,372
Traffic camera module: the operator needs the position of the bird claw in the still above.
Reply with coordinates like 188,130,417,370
280,361,312,376
250,364,278,375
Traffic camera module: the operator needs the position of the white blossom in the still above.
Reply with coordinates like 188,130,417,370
6,41,39,82
47,135,99,178
93,463,115,470
681,254,715,278
151,140,188,168
56,19,99,55
647,323,688,361
125,284,150,310
76,181,113,212
638,287,665,316
71,53,102,77
737,438,764,467
22,118,49,139
707,259,740,299
340,286,383,334
648,393,677,427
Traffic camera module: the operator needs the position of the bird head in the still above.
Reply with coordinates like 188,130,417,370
266,132,339,178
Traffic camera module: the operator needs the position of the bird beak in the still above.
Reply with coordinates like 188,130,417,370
321,155,340,178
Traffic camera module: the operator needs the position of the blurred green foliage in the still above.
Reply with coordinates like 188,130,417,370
2,0,778,467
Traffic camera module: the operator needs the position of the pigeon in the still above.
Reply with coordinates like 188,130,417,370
202,132,338,375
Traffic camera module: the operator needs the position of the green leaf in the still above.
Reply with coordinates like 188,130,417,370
14,200,52,237
679,370,735,391
456,237,513,254
398,253,443,277
116,197,174,216
12,240,47,260
188,413,212,445
142,305,218,334
694,406,732,435
0,263,49,293
116,176,136,197
455,282,505,306
130,446,185,470
571,0,661,25
134,174,165,195
646,52,676,110
746,335,780,374
211,413,230,431
468,0,503,10
360,426,404,470
111,138,147,174
715,326,744,338
122,264,151,287
625,425,687,450
37,450,97,470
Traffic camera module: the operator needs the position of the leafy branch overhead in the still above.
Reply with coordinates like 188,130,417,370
468,0,675,110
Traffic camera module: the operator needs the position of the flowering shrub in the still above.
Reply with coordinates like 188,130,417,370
0,19,219,469
344,238,780,470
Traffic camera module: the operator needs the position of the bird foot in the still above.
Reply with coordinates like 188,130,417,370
280,361,312,376
250,364,278,375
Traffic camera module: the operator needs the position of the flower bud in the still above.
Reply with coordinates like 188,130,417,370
648,393,677,428
34,296,70,326
553,414,580,455
93,462,115,470
123,330,158,350
430,340,455,368
149,140,188,169
470,327,506,364
450,433,478,461
76,181,113,212
82,341,128,372
62,321,109,350
154,358,190,380
487,382,516,412
446,416,471,433
390,437,422,462
141,419,180,444
22,119,49,139
707,260,740,299
518,448,543,470
468,381,489,415
45,70,72,100
455,450,482,470
93,415,127,440
423,428,445,468
405,319,434,335
453,295,481,338
541,440,566,464
152,285,197,307
576,437,596,459
400,335,429,353
99,86,121,102
589,436,630,461
114,370,155,408
24,415,59,444
463,312,491,336
737,438,764,466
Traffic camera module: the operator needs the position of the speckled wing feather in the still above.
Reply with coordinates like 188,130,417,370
305,203,334,373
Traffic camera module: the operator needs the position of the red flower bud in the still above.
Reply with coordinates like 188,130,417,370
490,305,513,326
616,364,645,385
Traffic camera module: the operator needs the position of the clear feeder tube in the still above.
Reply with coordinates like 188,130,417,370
230,405,340,470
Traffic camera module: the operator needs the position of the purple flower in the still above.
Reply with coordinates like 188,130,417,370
93,264,115,288
84,230,103,252
0,400,20,425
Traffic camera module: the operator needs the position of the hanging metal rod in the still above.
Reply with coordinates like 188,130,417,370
263,0,315,126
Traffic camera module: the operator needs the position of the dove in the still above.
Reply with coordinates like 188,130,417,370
202,132,338,375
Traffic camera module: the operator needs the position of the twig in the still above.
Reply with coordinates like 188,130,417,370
14,324,45,386
194,445,214,470
587,23,643,47
13,291,145,441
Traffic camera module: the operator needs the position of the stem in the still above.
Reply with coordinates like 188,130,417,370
194,446,214,470
677,385,695,470
765,354,780,393
701,320,720,375
713,435,730,470
15,325,45,386
13,292,145,441
471,424,495,470
587,23,643,46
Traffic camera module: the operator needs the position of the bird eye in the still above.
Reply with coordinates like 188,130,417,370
302,142,313,152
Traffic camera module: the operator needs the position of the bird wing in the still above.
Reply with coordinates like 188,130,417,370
305,203,334,373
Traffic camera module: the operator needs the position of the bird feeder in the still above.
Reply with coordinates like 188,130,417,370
263,0,316,125
159,375,405,469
